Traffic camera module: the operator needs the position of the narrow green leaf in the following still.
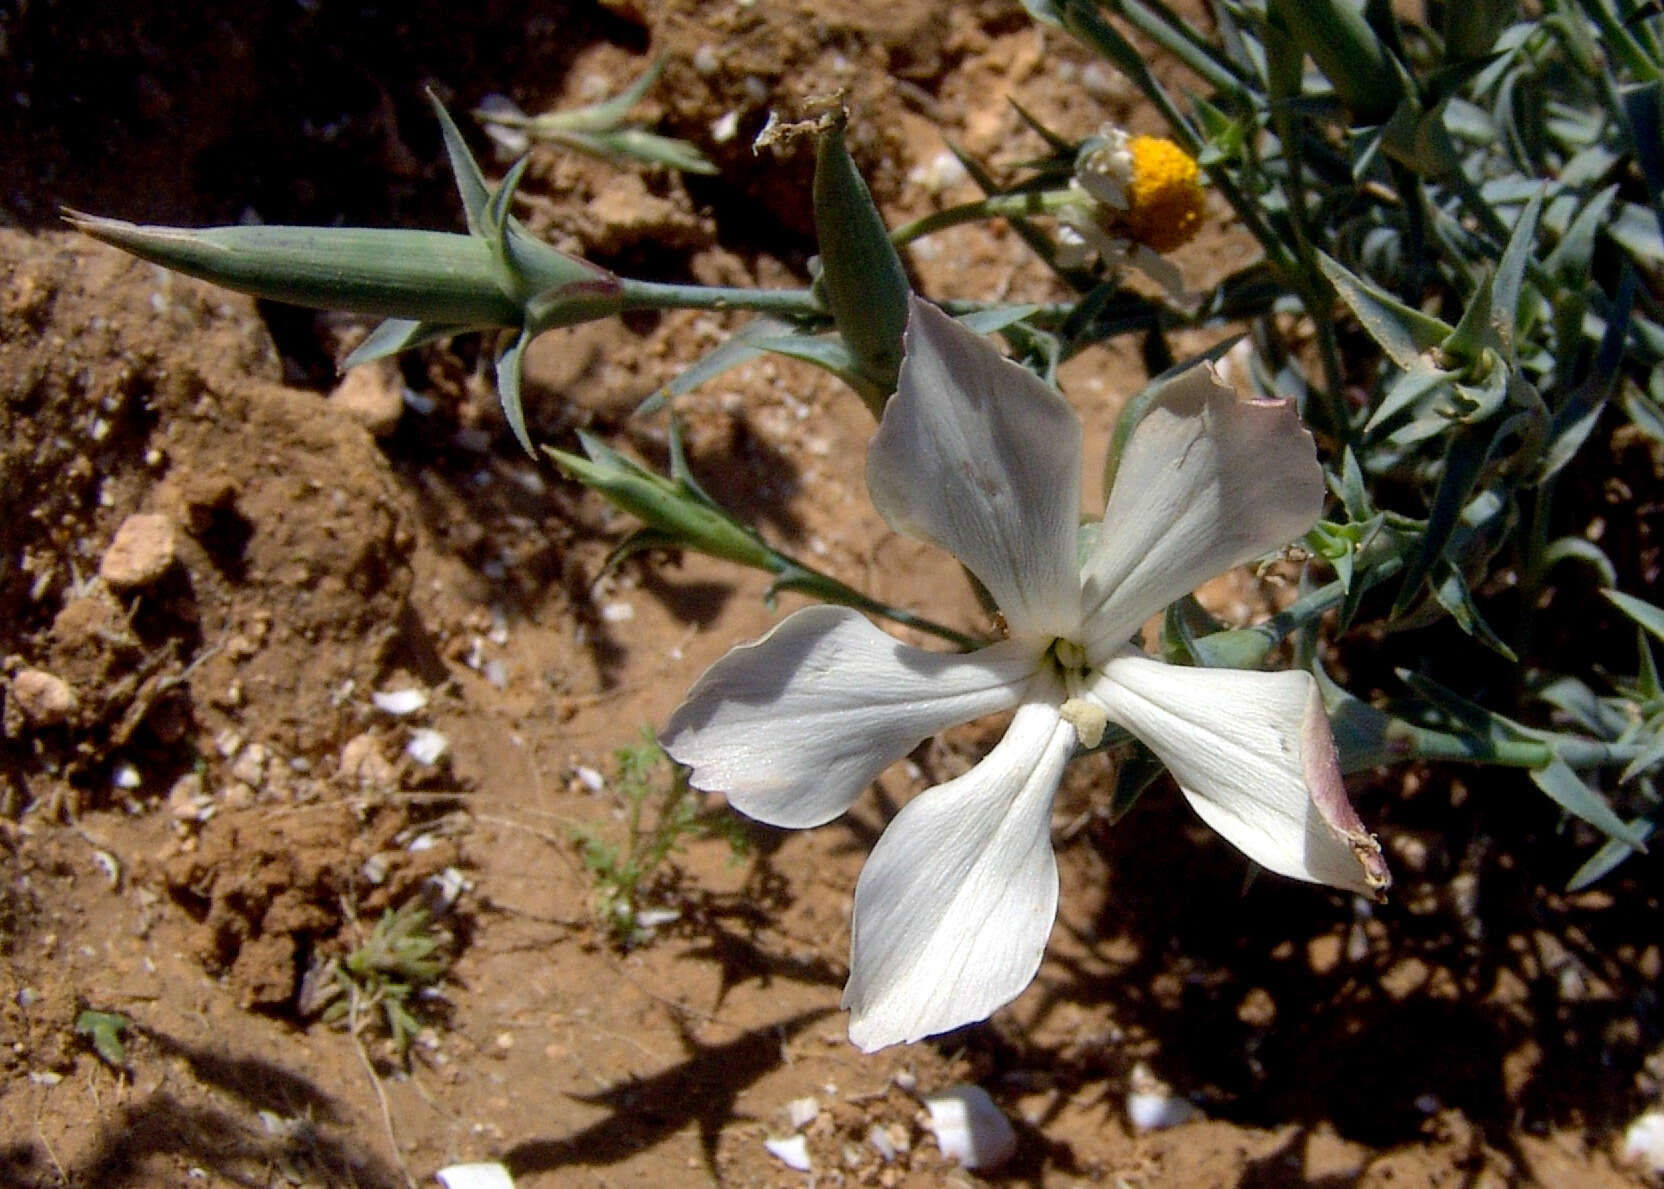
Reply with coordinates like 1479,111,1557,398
633,321,783,416
1566,817,1652,890
1490,186,1543,359
1620,733,1664,784
1317,251,1453,371
1540,535,1618,586
1393,427,1489,615
431,91,491,235
495,330,534,457
1606,588,1664,643
342,318,470,368
1530,757,1649,848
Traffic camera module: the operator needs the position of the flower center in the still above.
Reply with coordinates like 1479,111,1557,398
1046,639,1108,749
1122,135,1206,253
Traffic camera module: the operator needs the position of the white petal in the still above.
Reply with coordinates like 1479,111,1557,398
1088,654,1389,895
1079,365,1322,660
844,694,1076,1051
661,605,1037,829
867,297,1083,643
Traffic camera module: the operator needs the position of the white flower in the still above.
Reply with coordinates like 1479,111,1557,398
662,297,1389,1052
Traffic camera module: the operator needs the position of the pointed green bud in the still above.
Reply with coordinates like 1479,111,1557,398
64,212,623,338
813,110,911,415
547,434,777,573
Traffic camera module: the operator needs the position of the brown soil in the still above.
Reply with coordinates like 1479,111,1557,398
2,2,1660,1187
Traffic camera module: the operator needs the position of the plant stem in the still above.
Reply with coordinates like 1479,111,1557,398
620,279,824,318
769,559,986,651
890,191,1076,246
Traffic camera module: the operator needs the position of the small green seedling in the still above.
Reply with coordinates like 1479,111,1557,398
74,1008,131,1069
311,900,452,1057
574,729,749,949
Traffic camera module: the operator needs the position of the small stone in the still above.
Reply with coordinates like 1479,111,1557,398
329,361,405,438
924,1084,1017,1170
339,732,397,791
100,513,177,589
221,782,256,810
167,772,211,822
10,668,77,726
230,743,270,788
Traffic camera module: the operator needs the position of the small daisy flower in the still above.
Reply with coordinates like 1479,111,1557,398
1057,126,1208,297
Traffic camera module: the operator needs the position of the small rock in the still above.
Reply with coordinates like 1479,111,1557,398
339,732,397,791
1623,1108,1664,1174
371,687,428,716
405,727,448,766
100,512,177,589
221,782,256,810
435,1164,517,1189
785,1095,820,1130
167,772,212,822
328,361,405,438
230,743,270,788
1126,1062,1199,1131
763,1134,812,1172
10,668,77,726
924,1084,1017,1170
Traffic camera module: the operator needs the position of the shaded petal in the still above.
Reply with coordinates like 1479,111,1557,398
868,297,1083,643
844,691,1077,1051
1087,653,1390,895
662,605,1037,829
1080,365,1322,661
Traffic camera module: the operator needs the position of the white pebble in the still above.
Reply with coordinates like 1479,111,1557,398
785,1095,820,1131
1126,1090,1198,1131
575,765,606,793
435,1163,517,1189
405,728,449,766
372,687,429,716
111,762,142,790
924,1084,1016,1170
867,1124,897,1163
710,110,740,144
1623,1109,1664,1174
763,1134,812,1172
600,601,635,623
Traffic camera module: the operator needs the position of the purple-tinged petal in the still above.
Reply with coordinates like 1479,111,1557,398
1088,654,1390,896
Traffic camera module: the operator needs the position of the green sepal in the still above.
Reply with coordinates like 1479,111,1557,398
813,110,912,413
344,318,470,369
495,330,534,457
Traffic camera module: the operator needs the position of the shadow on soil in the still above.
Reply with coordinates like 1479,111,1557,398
0,1026,403,1189
956,761,1661,1183
503,1005,834,1180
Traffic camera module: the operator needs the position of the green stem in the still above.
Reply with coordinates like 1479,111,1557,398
890,191,1076,246
1388,725,1650,770
769,559,986,651
619,279,825,318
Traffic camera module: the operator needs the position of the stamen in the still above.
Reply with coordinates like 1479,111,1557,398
1059,697,1108,750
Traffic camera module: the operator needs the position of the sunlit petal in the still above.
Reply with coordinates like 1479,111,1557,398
1087,653,1389,895
868,297,1083,644
844,691,1077,1051
1080,365,1322,661
662,605,1038,829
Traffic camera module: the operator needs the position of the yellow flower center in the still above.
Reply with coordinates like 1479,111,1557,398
1122,136,1206,254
